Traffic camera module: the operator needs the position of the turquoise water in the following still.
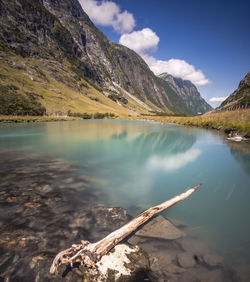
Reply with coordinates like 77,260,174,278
0,119,250,263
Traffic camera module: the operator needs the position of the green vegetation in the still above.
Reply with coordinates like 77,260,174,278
68,111,116,119
143,109,250,137
0,112,117,123
0,85,46,115
0,50,134,118
0,116,81,123
145,111,187,117
108,93,128,104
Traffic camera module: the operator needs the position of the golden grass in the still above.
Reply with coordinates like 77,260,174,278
142,109,250,137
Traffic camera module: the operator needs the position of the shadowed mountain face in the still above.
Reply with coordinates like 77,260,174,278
216,72,250,112
0,0,209,115
158,73,213,115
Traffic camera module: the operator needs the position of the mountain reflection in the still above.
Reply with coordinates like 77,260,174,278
130,130,197,158
44,120,198,164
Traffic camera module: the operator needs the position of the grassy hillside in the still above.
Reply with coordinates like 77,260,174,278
0,48,151,118
142,109,250,137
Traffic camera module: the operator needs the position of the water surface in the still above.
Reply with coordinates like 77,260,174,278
0,119,250,265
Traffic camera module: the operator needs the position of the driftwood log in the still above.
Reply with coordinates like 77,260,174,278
50,183,202,274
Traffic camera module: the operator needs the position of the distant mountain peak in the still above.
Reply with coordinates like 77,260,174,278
158,73,213,115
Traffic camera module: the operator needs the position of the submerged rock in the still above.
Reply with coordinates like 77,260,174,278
135,215,185,240
178,237,210,256
0,150,244,281
177,252,196,268
203,253,223,267
233,264,250,282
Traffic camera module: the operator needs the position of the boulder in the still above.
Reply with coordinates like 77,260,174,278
83,244,150,281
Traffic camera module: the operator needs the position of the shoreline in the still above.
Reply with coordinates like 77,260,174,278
135,109,250,140
0,109,249,141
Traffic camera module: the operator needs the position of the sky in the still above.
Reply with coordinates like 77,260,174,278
79,0,250,107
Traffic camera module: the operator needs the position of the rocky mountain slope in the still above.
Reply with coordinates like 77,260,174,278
158,73,212,115
0,0,210,116
216,72,250,112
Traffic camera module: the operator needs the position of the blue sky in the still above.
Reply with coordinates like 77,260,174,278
79,0,250,107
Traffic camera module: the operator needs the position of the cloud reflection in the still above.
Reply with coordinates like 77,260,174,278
148,148,201,171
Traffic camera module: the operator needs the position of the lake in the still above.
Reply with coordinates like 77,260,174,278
0,119,250,280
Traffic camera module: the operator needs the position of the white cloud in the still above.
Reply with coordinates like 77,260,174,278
143,55,211,86
80,0,210,87
119,28,160,53
79,0,135,33
118,27,210,86
209,96,228,102
148,148,201,171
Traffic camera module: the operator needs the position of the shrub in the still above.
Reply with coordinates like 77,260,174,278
0,85,46,116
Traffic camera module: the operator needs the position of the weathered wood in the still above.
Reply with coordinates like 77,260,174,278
50,183,202,274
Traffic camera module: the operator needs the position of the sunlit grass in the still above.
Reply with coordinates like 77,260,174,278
0,51,138,118
143,109,250,137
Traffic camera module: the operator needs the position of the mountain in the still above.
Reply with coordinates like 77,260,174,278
158,73,212,115
0,0,209,116
216,72,250,112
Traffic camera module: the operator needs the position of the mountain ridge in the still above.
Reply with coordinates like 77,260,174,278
216,72,250,112
158,73,212,115
0,0,211,116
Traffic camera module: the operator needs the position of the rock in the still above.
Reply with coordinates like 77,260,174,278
150,253,174,269
127,235,141,245
203,254,223,266
233,264,250,282
227,136,245,142
178,238,210,256
40,184,52,193
198,269,224,282
176,266,226,282
177,252,196,268
135,215,185,240
68,182,85,189
164,263,186,274
168,217,187,229
63,177,74,184
83,244,150,281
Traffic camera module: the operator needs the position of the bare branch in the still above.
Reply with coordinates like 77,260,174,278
50,183,202,275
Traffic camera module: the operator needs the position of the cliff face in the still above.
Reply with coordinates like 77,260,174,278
216,72,250,112
158,73,212,115
38,0,176,111
0,0,209,115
